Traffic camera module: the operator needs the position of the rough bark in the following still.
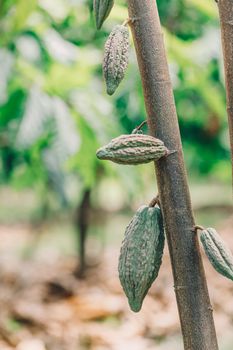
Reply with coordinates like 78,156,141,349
218,0,233,193
127,1,219,349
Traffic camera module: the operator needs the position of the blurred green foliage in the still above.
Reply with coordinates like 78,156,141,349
0,0,231,208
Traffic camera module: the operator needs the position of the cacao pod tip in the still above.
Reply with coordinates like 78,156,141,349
95,16,105,30
106,84,116,96
96,147,107,160
129,299,142,313
96,22,102,30
94,0,114,30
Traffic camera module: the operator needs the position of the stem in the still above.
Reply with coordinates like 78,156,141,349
217,0,233,193
195,225,205,232
149,195,159,207
127,1,218,349
135,120,147,132
132,120,147,134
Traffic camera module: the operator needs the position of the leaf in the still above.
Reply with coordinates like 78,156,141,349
0,49,14,104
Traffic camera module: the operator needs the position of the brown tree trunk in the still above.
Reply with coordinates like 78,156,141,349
127,1,219,349
74,189,91,278
218,0,233,193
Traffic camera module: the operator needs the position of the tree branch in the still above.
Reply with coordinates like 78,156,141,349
218,0,233,194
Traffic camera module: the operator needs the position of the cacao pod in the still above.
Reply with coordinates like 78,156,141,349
103,24,129,95
94,0,114,30
200,228,233,281
118,205,165,312
96,134,168,165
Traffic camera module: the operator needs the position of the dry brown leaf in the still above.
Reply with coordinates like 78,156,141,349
68,294,124,321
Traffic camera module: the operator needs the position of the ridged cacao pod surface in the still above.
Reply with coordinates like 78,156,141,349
118,205,165,312
94,0,114,29
200,228,233,281
103,25,129,95
96,134,168,165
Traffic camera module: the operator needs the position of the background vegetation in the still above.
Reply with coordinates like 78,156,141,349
0,0,231,197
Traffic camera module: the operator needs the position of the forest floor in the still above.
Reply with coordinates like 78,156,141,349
0,213,232,350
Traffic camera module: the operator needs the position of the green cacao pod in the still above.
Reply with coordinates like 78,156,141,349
118,205,165,312
103,25,129,95
200,228,233,281
94,0,114,30
96,134,168,165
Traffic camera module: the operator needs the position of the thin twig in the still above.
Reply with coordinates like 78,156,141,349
132,120,147,134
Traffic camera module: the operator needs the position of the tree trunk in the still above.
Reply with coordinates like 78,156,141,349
218,0,233,193
74,189,91,278
127,1,219,349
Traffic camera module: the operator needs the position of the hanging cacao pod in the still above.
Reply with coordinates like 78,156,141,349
118,205,165,312
200,228,233,281
96,134,168,165
93,0,114,30
103,24,129,95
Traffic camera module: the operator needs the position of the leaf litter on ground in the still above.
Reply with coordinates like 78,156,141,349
0,216,232,349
